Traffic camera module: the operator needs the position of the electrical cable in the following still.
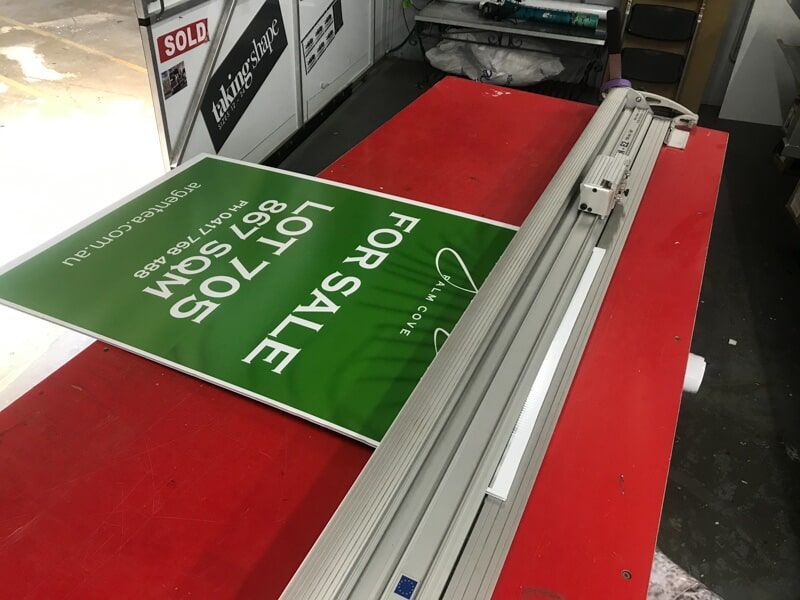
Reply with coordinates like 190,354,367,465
387,27,416,53
388,0,420,54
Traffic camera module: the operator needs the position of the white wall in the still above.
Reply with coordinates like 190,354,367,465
720,0,800,126
703,0,754,106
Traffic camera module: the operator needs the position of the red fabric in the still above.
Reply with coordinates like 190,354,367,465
0,77,726,598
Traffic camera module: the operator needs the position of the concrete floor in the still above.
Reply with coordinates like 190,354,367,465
0,0,163,408
657,109,800,599
1,2,799,596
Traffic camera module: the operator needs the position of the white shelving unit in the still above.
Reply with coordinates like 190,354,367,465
415,1,607,46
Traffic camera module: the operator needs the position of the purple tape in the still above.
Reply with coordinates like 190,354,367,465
601,78,632,92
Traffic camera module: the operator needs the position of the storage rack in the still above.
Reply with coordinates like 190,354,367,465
621,0,705,100
413,1,608,100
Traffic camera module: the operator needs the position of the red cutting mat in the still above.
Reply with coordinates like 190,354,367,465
492,102,727,600
0,77,726,599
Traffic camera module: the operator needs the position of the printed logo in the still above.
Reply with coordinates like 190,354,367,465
157,19,208,63
301,0,344,74
160,61,188,99
398,247,482,346
200,0,288,152
394,575,418,599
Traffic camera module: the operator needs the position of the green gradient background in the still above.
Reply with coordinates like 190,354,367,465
0,157,514,444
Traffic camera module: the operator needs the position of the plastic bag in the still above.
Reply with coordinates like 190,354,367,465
425,34,564,86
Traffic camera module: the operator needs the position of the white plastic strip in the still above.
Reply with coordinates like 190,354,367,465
683,352,706,394
487,246,607,501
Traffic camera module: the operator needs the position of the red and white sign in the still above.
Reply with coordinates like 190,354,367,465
157,19,208,63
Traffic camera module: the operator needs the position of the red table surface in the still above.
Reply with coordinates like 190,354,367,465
0,77,726,599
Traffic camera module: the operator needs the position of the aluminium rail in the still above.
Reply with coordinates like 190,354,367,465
280,87,697,600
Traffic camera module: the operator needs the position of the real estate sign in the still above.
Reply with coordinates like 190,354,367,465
0,156,515,444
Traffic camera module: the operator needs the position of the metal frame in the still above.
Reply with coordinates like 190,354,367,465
137,0,215,25
137,22,172,166
621,0,710,101
675,0,708,100
170,0,237,167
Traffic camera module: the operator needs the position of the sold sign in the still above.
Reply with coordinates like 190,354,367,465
157,19,208,63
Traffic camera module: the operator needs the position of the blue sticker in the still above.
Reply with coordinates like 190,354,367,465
394,575,418,599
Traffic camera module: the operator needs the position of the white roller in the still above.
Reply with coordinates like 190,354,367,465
683,352,706,394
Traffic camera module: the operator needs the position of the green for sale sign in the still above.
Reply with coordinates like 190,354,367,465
0,156,515,444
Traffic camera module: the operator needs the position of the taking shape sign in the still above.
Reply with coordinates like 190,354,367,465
0,156,515,444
